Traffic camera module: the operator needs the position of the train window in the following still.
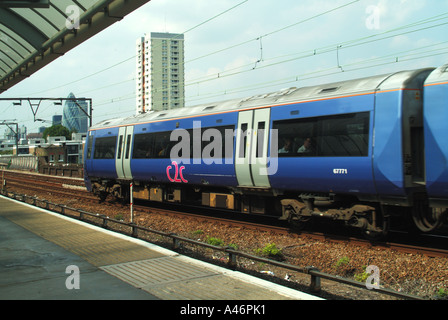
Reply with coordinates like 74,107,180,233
133,132,172,159
318,113,369,157
86,135,93,159
117,135,123,159
239,123,248,158
133,133,154,159
93,137,117,159
256,122,266,158
320,87,339,94
274,118,316,157
156,132,172,158
202,125,234,160
273,112,369,157
133,126,234,161
125,135,132,159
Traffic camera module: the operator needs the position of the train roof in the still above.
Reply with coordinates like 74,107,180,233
91,67,435,130
424,63,448,85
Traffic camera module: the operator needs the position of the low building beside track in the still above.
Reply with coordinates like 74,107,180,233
0,133,86,178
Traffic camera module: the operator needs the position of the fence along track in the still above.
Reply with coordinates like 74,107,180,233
1,188,426,301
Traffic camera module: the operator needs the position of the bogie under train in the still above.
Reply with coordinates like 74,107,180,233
84,64,448,237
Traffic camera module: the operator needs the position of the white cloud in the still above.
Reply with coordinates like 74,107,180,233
371,0,428,29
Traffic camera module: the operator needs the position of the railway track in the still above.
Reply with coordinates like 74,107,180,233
301,231,448,259
3,170,85,186
147,208,448,258
3,172,94,201
135,200,448,259
3,169,448,260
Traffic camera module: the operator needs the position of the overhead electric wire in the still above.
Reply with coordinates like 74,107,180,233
94,32,448,118
186,0,360,65
185,12,448,87
78,77,135,95
23,0,250,97
77,12,448,102
93,40,448,114
94,12,448,118
182,0,249,34
13,0,383,102
27,55,136,96
184,43,448,104
12,1,252,127
13,2,448,125
23,0,358,98
143,0,363,104
23,7,448,103
147,8,448,105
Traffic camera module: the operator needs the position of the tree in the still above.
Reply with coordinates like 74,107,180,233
43,125,71,141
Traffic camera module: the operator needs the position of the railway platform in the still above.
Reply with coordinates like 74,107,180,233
0,196,322,301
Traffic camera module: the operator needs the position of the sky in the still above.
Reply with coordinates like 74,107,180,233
1,0,448,134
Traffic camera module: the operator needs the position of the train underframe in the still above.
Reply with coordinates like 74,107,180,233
90,179,446,238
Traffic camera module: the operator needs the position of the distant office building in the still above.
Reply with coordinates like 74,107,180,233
4,125,26,141
62,92,88,133
52,115,62,126
0,140,15,153
136,32,185,113
18,125,27,140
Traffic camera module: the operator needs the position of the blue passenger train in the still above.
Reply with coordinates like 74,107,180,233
84,63,448,237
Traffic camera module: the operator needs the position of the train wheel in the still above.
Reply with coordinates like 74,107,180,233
363,218,389,241
412,206,446,233
361,206,390,241
116,184,130,204
280,199,312,231
92,184,108,202
98,191,108,203
289,215,312,231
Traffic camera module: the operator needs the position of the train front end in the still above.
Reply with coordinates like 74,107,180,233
423,63,448,229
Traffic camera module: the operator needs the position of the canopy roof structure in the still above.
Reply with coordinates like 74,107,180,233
0,0,150,93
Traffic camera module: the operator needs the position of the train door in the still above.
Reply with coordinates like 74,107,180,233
116,126,134,180
235,108,271,188
84,131,95,175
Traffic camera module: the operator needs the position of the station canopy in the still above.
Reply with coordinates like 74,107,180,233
0,0,150,93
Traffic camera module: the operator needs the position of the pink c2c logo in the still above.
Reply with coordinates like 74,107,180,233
166,161,188,183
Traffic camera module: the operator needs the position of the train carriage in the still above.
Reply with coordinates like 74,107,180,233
84,64,448,237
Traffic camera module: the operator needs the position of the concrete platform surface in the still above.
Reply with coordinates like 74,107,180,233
0,196,323,301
